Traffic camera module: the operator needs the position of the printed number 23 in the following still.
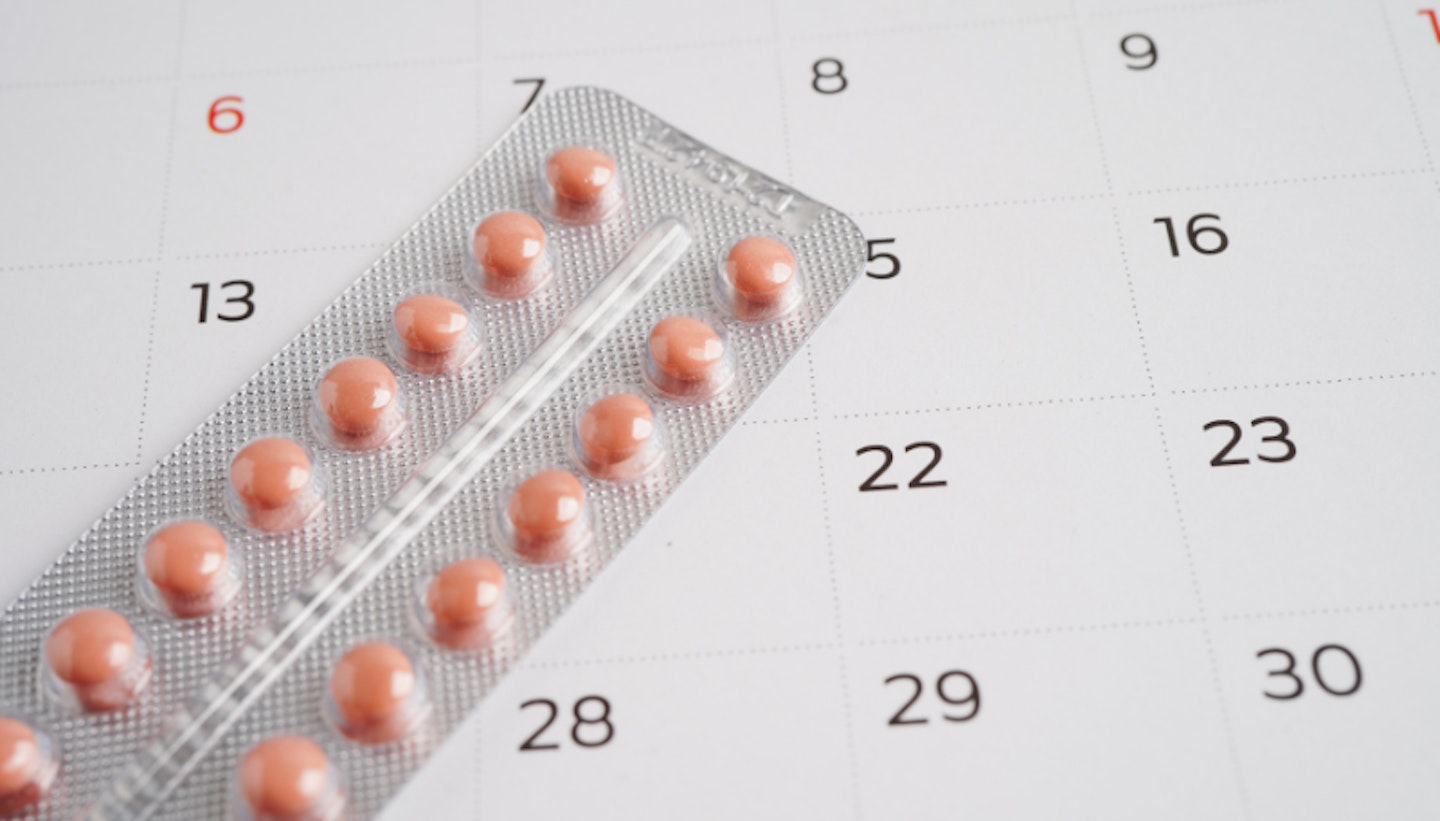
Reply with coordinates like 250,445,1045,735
1204,416,1295,467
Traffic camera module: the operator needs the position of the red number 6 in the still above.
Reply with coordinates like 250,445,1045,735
207,96,244,134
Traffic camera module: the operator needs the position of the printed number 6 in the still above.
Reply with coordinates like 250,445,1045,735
207,96,244,134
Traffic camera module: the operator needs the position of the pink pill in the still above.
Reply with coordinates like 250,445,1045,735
422,557,511,650
470,211,552,299
541,146,622,224
313,357,407,451
42,608,151,712
227,437,324,533
719,236,802,321
643,315,734,401
573,392,663,481
390,293,480,374
235,735,343,821
141,520,240,618
0,716,56,814
326,642,426,744
503,470,590,564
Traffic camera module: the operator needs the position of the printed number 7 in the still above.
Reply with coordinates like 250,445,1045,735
514,78,546,113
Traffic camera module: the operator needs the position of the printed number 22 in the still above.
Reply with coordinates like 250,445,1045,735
857,442,946,491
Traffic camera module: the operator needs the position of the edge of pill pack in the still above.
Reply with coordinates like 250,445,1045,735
0,86,866,819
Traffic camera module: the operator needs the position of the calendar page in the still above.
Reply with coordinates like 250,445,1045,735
2,1,1438,818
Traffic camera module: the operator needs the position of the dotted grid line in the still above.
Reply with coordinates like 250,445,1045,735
1171,369,1438,396
858,616,1203,648
521,641,839,670
1071,17,1251,814
172,242,387,261
1222,599,1440,623
134,270,162,460
0,461,142,478
775,0,863,803
831,391,1151,421
785,11,1075,44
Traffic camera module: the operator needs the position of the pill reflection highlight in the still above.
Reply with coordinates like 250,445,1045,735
227,437,323,532
720,236,801,321
390,293,478,374
542,146,621,223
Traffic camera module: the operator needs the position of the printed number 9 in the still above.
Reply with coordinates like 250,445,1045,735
1120,34,1157,70
812,58,847,94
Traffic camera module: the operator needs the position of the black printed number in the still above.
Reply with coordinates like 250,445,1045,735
1154,214,1228,256
514,77,546,113
886,671,981,726
857,442,947,492
1257,645,1362,700
812,58,847,94
866,238,901,279
1120,33,1158,69
191,280,255,323
519,696,614,751
1204,416,1296,467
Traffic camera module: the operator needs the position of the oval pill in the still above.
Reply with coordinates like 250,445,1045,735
648,316,725,384
237,735,338,820
545,146,616,205
505,470,588,563
229,438,313,512
578,394,654,465
472,211,549,298
0,718,41,799
426,557,506,633
317,357,400,436
726,236,795,298
328,642,417,742
142,521,233,617
43,608,149,711
44,609,135,688
392,294,470,356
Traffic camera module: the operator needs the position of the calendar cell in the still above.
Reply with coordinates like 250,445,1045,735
848,627,1244,819
507,424,835,659
779,24,1108,213
0,86,171,268
144,248,378,456
741,353,816,423
0,263,154,472
1212,608,1440,819
811,206,1151,417
1121,175,1440,392
463,652,854,820
824,401,1200,644
0,466,138,604
1160,377,1440,616
164,68,474,255
0,0,179,85
479,46,788,178
181,0,474,75
1080,3,1428,190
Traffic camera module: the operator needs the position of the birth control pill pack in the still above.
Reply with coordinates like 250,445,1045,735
0,86,865,819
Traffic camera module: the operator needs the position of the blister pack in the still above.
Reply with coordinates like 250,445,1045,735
0,86,864,819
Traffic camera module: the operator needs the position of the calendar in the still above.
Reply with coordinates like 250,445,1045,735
2,0,1439,818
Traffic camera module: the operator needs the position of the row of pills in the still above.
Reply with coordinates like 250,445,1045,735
0,143,805,819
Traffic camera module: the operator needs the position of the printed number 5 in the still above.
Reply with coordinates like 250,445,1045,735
865,239,901,279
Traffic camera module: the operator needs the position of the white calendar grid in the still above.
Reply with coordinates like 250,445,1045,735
2,0,1438,818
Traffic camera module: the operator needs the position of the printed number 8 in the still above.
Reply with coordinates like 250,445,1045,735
812,58,847,94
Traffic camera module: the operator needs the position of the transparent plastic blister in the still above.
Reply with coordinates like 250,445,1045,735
0,87,865,818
